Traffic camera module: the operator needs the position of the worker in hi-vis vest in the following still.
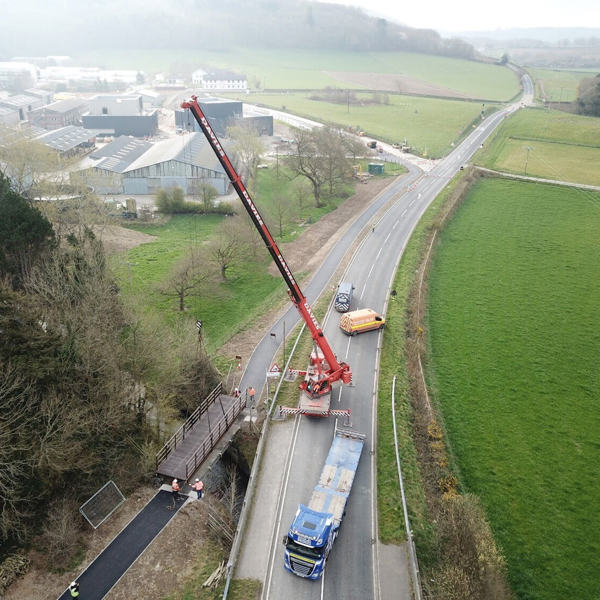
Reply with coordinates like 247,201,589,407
192,478,204,499
69,581,80,598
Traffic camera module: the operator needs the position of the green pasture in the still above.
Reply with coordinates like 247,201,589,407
228,92,489,158
255,162,405,240
476,107,600,185
113,163,380,349
78,48,518,100
254,165,354,240
114,214,284,351
426,178,600,600
528,67,591,102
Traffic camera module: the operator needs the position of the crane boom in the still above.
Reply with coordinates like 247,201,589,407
181,97,351,395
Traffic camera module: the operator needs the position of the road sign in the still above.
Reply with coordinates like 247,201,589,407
267,363,281,378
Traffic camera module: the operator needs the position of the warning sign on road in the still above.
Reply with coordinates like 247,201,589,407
267,363,281,378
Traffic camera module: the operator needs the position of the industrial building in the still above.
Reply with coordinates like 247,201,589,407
82,94,158,137
73,133,228,195
175,97,272,137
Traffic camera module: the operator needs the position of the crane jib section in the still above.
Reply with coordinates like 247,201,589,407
181,96,350,384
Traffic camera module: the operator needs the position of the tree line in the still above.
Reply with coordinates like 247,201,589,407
0,173,220,569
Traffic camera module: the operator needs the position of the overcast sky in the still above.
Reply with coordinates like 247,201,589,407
317,0,599,32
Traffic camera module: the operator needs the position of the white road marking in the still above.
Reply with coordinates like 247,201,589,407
384,232,391,244
264,416,302,599
393,221,399,229
367,264,374,278
375,247,382,260
401,209,407,217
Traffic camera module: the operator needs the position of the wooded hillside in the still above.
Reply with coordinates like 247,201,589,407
0,0,475,59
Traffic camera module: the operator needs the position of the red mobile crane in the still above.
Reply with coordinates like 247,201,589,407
181,96,351,416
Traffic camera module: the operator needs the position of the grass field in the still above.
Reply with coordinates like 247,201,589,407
227,92,489,158
426,178,600,600
114,214,284,351
475,107,600,185
114,164,376,350
77,48,519,100
528,67,592,101
255,162,405,240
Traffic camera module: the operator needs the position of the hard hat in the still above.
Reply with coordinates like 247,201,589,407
173,478,178,483
71,581,77,586
195,478,199,482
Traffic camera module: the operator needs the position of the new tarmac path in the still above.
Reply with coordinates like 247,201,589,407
57,489,186,600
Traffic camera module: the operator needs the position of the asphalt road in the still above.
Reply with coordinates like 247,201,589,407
234,76,535,599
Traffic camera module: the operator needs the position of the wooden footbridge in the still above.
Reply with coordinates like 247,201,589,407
155,383,246,482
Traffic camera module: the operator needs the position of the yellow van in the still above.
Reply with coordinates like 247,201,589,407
339,308,385,336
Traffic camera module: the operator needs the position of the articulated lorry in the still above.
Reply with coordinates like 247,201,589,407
283,427,365,579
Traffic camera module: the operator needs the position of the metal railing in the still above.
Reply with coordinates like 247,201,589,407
155,383,223,470
184,394,246,480
392,375,423,600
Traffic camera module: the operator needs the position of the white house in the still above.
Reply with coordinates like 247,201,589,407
192,69,247,91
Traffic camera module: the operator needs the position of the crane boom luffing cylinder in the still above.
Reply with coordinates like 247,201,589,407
181,96,352,404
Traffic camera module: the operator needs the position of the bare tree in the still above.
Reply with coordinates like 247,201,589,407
292,179,312,218
288,126,352,205
227,122,265,183
159,248,213,311
288,127,327,207
271,193,291,237
209,234,240,281
0,364,36,542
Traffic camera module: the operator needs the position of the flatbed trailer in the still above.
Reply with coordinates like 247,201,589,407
283,427,365,579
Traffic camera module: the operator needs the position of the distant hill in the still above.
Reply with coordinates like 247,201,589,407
450,27,600,68
0,0,475,60
453,27,600,46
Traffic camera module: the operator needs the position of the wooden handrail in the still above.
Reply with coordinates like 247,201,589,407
155,383,223,470
185,396,246,479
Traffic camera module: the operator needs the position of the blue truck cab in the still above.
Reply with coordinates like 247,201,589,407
283,427,365,579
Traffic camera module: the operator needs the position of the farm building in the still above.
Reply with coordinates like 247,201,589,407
73,133,229,195
35,126,97,157
0,93,44,121
24,88,53,105
28,98,88,130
